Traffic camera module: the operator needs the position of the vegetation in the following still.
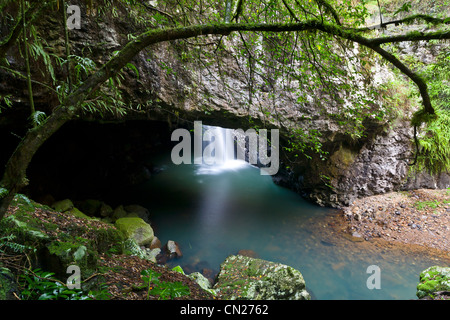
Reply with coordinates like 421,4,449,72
413,49,450,174
0,193,200,300
17,268,105,300
0,0,449,221
138,268,190,300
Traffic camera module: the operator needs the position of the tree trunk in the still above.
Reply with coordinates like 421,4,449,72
0,106,74,220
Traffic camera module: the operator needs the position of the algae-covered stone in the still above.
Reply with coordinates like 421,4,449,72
112,205,128,221
115,217,154,246
67,207,91,220
5,215,49,241
52,199,74,212
214,255,310,300
188,272,213,291
417,266,450,299
78,199,103,216
123,238,160,262
100,203,114,217
44,241,98,278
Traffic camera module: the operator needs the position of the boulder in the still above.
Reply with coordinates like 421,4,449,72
77,199,103,216
43,241,97,279
237,249,259,258
417,266,450,299
112,205,128,221
124,204,150,223
149,236,161,250
99,203,114,217
67,207,92,220
115,217,154,246
166,240,183,258
214,255,310,300
188,272,213,290
52,199,74,212
123,239,160,263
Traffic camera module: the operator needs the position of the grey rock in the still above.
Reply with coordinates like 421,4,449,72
214,255,310,300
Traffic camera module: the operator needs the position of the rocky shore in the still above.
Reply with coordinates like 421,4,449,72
339,189,450,252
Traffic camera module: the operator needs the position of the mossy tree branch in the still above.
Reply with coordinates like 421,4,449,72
0,0,53,62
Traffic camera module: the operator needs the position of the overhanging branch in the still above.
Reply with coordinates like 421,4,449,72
65,20,443,118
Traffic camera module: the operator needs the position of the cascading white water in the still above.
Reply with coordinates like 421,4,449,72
195,125,248,175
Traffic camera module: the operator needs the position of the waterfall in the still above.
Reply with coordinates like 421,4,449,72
195,125,248,175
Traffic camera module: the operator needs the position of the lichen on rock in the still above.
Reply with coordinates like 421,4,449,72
417,266,450,299
114,217,154,246
213,255,310,300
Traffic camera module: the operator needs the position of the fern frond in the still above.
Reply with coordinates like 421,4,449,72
29,110,48,127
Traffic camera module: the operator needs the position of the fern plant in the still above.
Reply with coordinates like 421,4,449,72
0,234,32,254
139,268,190,300
19,269,91,300
417,108,450,174
414,48,450,174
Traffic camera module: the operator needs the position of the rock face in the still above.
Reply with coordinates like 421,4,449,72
306,120,450,207
213,255,310,300
417,266,450,299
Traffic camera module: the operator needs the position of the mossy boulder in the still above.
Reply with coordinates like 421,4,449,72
43,242,97,279
111,205,128,221
123,238,160,262
188,272,215,295
77,199,103,216
213,255,310,300
52,199,74,212
123,204,150,223
115,217,154,246
67,207,92,220
417,266,450,299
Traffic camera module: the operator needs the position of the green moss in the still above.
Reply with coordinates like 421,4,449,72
67,208,92,220
46,240,98,278
417,266,450,299
415,109,450,174
2,194,125,281
115,217,154,246
327,145,357,178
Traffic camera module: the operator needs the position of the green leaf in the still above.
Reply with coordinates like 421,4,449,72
125,62,140,79
171,265,185,274
393,2,412,16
